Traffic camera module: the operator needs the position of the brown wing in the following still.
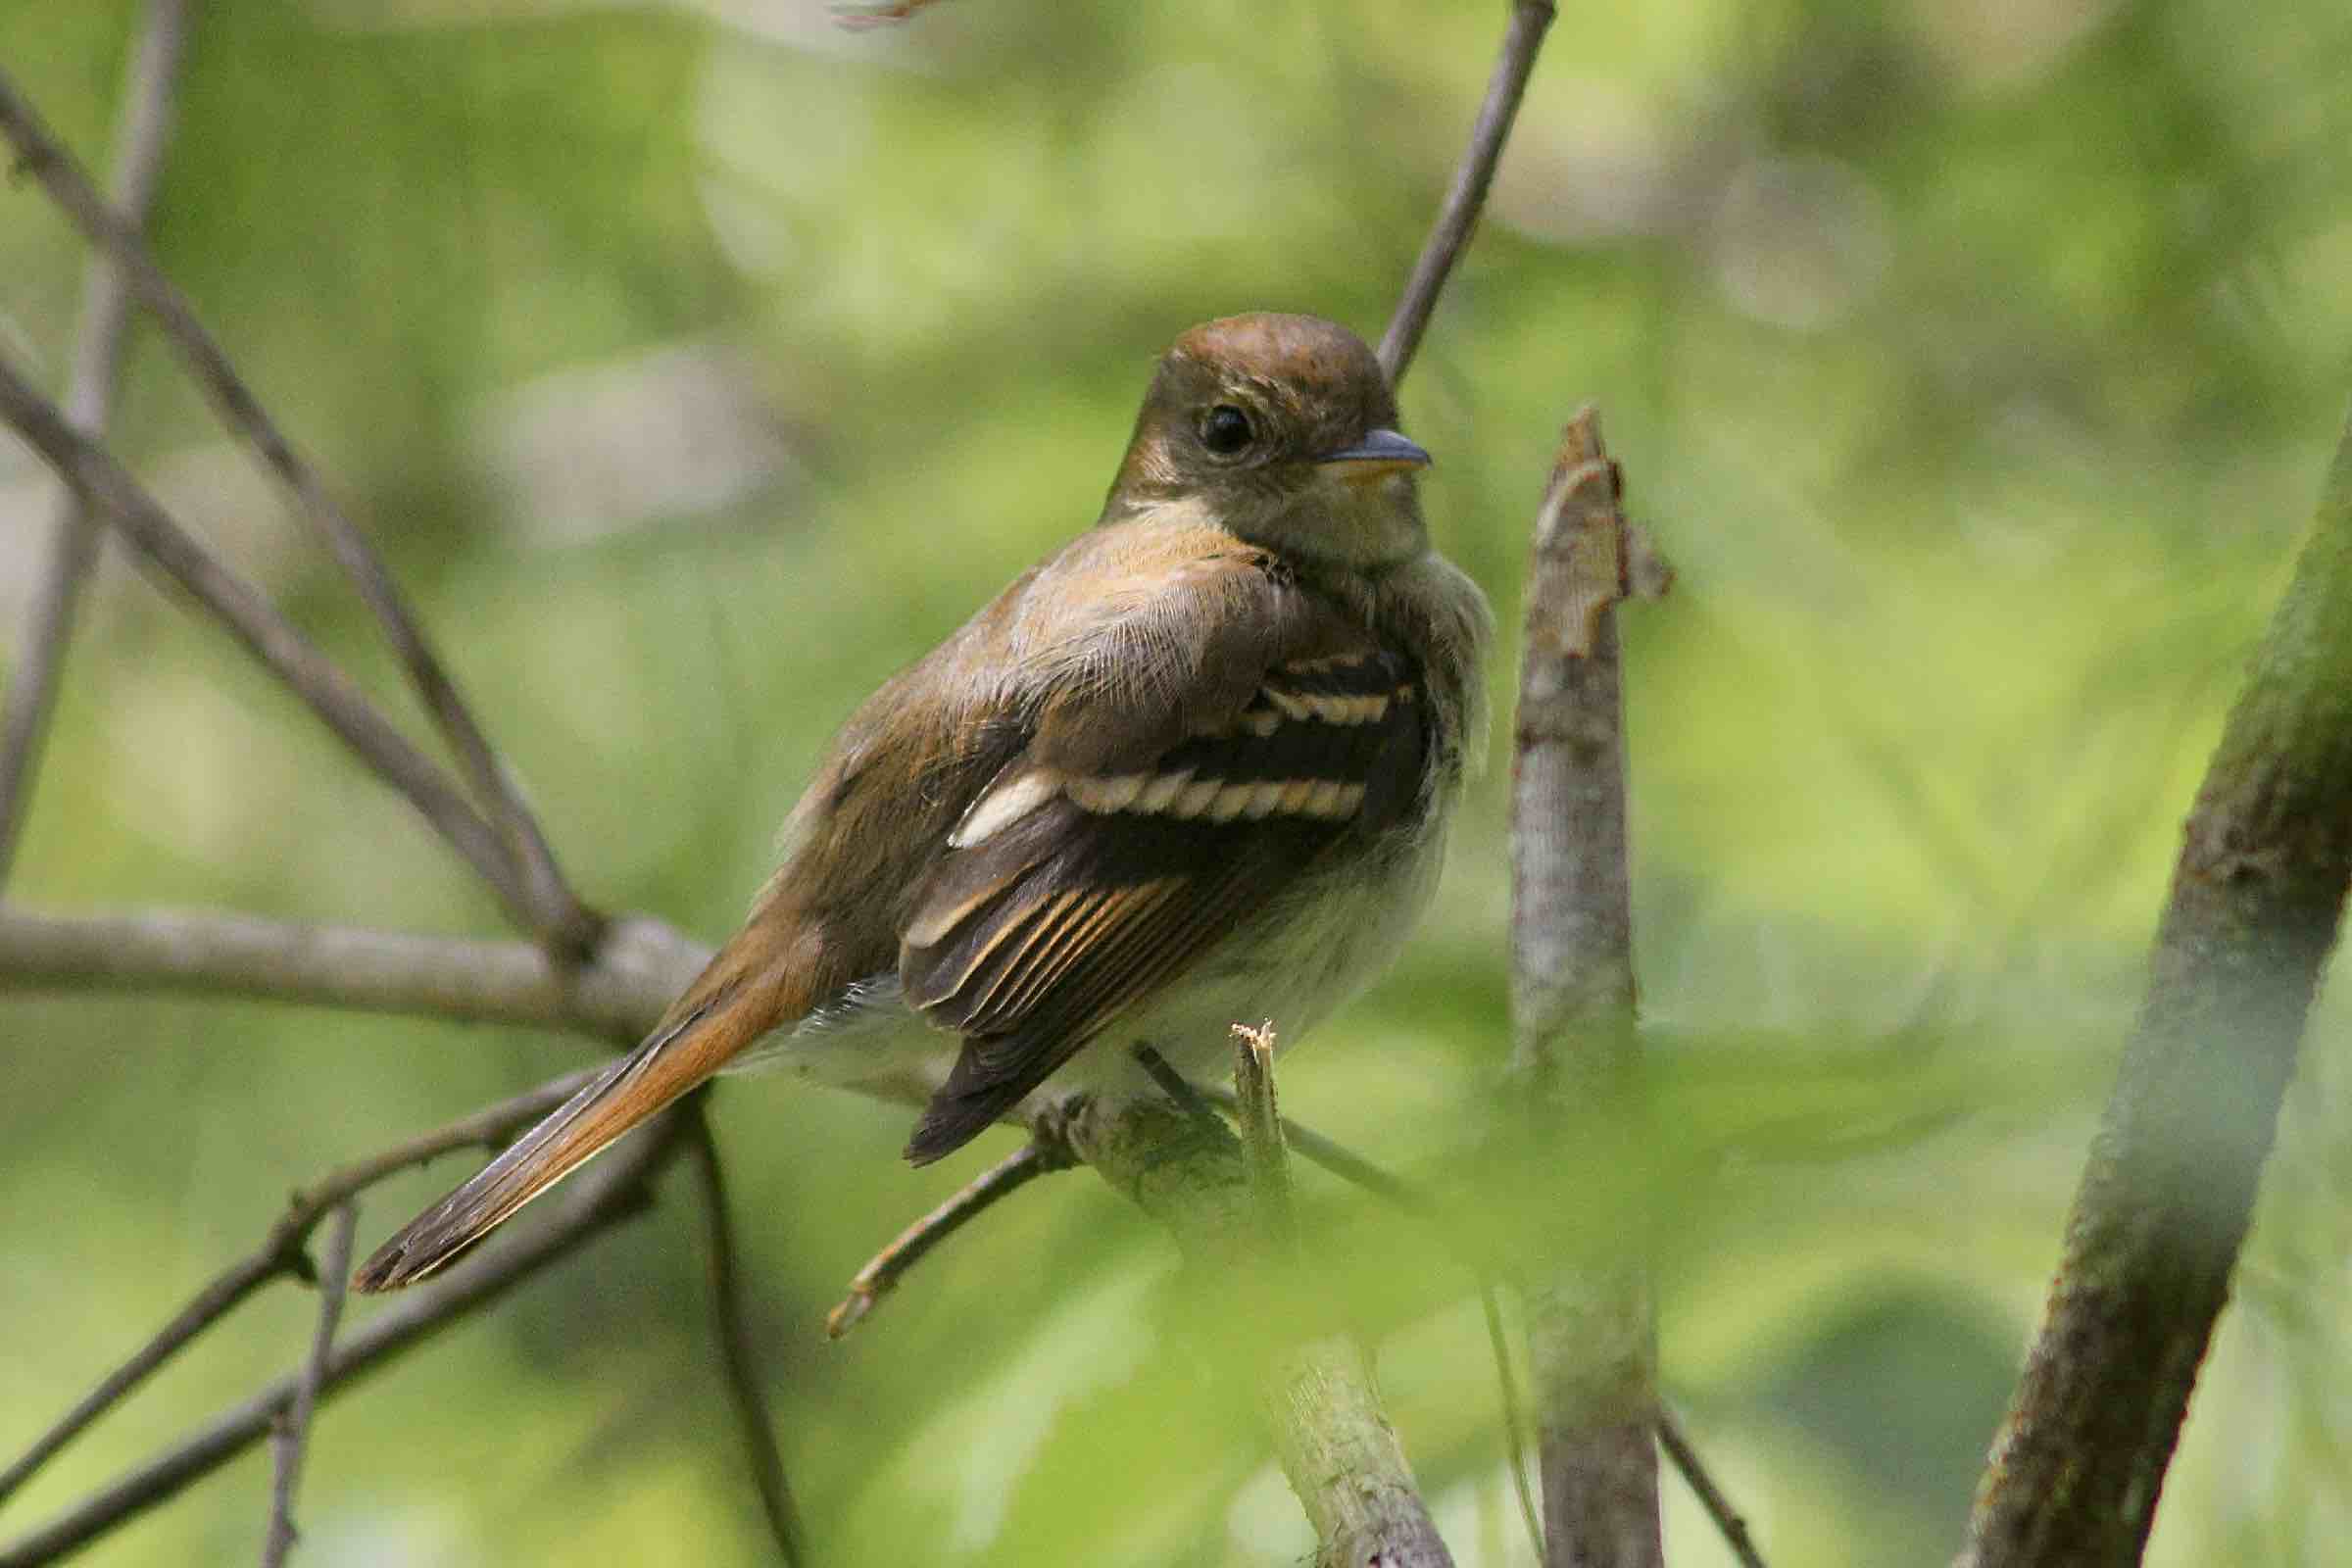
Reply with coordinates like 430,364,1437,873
899,637,1429,1162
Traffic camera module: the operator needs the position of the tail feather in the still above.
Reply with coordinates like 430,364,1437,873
354,979,777,1292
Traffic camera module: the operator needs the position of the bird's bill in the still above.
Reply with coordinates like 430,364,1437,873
1316,427,1431,479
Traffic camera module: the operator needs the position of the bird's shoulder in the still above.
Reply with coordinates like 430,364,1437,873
1006,511,1386,771
760,515,1376,931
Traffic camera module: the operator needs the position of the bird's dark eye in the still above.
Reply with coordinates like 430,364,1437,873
1200,404,1253,457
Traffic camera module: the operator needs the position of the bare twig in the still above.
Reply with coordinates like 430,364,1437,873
1228,1022,1298,1252
686,1104,807,1566
1509,409,1665,1568
1377,0,1558,386
1479,1286,1548,1561
0,1110,687,1568
0,353,546,927
259,1202,356,1568
0,906,707,1047
1957,412,2352,1564
0,0,192,886
1129,1041,1229,1134
0,1068,593,1507
0,66,594,953
1656,1409,1766,1568
827,1136,1076,1339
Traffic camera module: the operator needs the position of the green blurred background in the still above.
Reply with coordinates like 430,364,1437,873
5,0,2351,1562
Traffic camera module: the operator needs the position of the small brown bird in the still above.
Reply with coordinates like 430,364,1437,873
355,313,1491,1292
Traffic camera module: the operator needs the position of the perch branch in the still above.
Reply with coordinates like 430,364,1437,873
0,1109,688,1568
0,0,192,886
1508,409,1666,1567
1055,1092,1454,1568
1377,0,1557,386
1956,410,2352,1562
687,1104,807,1567
0,353,541,928
0,66,594,953
259,1202,356,1568
0,1068,594,1508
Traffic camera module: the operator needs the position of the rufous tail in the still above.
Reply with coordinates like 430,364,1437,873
353,952,799,1293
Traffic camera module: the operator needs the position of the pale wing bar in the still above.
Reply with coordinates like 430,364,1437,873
899,648,1429,1163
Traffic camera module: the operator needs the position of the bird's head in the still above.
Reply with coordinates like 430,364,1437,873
1104,313,1431,569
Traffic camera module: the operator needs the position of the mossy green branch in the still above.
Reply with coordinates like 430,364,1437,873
1960,408,2352,1566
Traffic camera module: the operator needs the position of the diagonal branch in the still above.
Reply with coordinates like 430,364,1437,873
686,1103,807,1567
1378,0,1557,387
827,1136,1075,1339
1957,409,2352,1564
1508,410,1667,1567
0,1067,595,1509
0,1107,689,1568
1657,1410,1766,1568
0,66,594,953
0,0,192,887
0,353,546,926
259,1202,356,1568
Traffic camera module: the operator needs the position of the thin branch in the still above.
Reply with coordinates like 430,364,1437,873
299,1071,602,1205
0,66,594,953
0,0,192,886
0,1110,687,1568
686,1103,807,1567
1129,1041,1230,1133
1196,1082,1424,1211
1377,0,1558,386
1479,1285,1548,1561
1509,409,1665,1568
832,0,950,25
259,1202,356,1568
1656,1410,1766,1568
0,906,707,1047
0,1068,593,1507
1957,410,2352,1564
0,353,544,928
827,1136,1075,1339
